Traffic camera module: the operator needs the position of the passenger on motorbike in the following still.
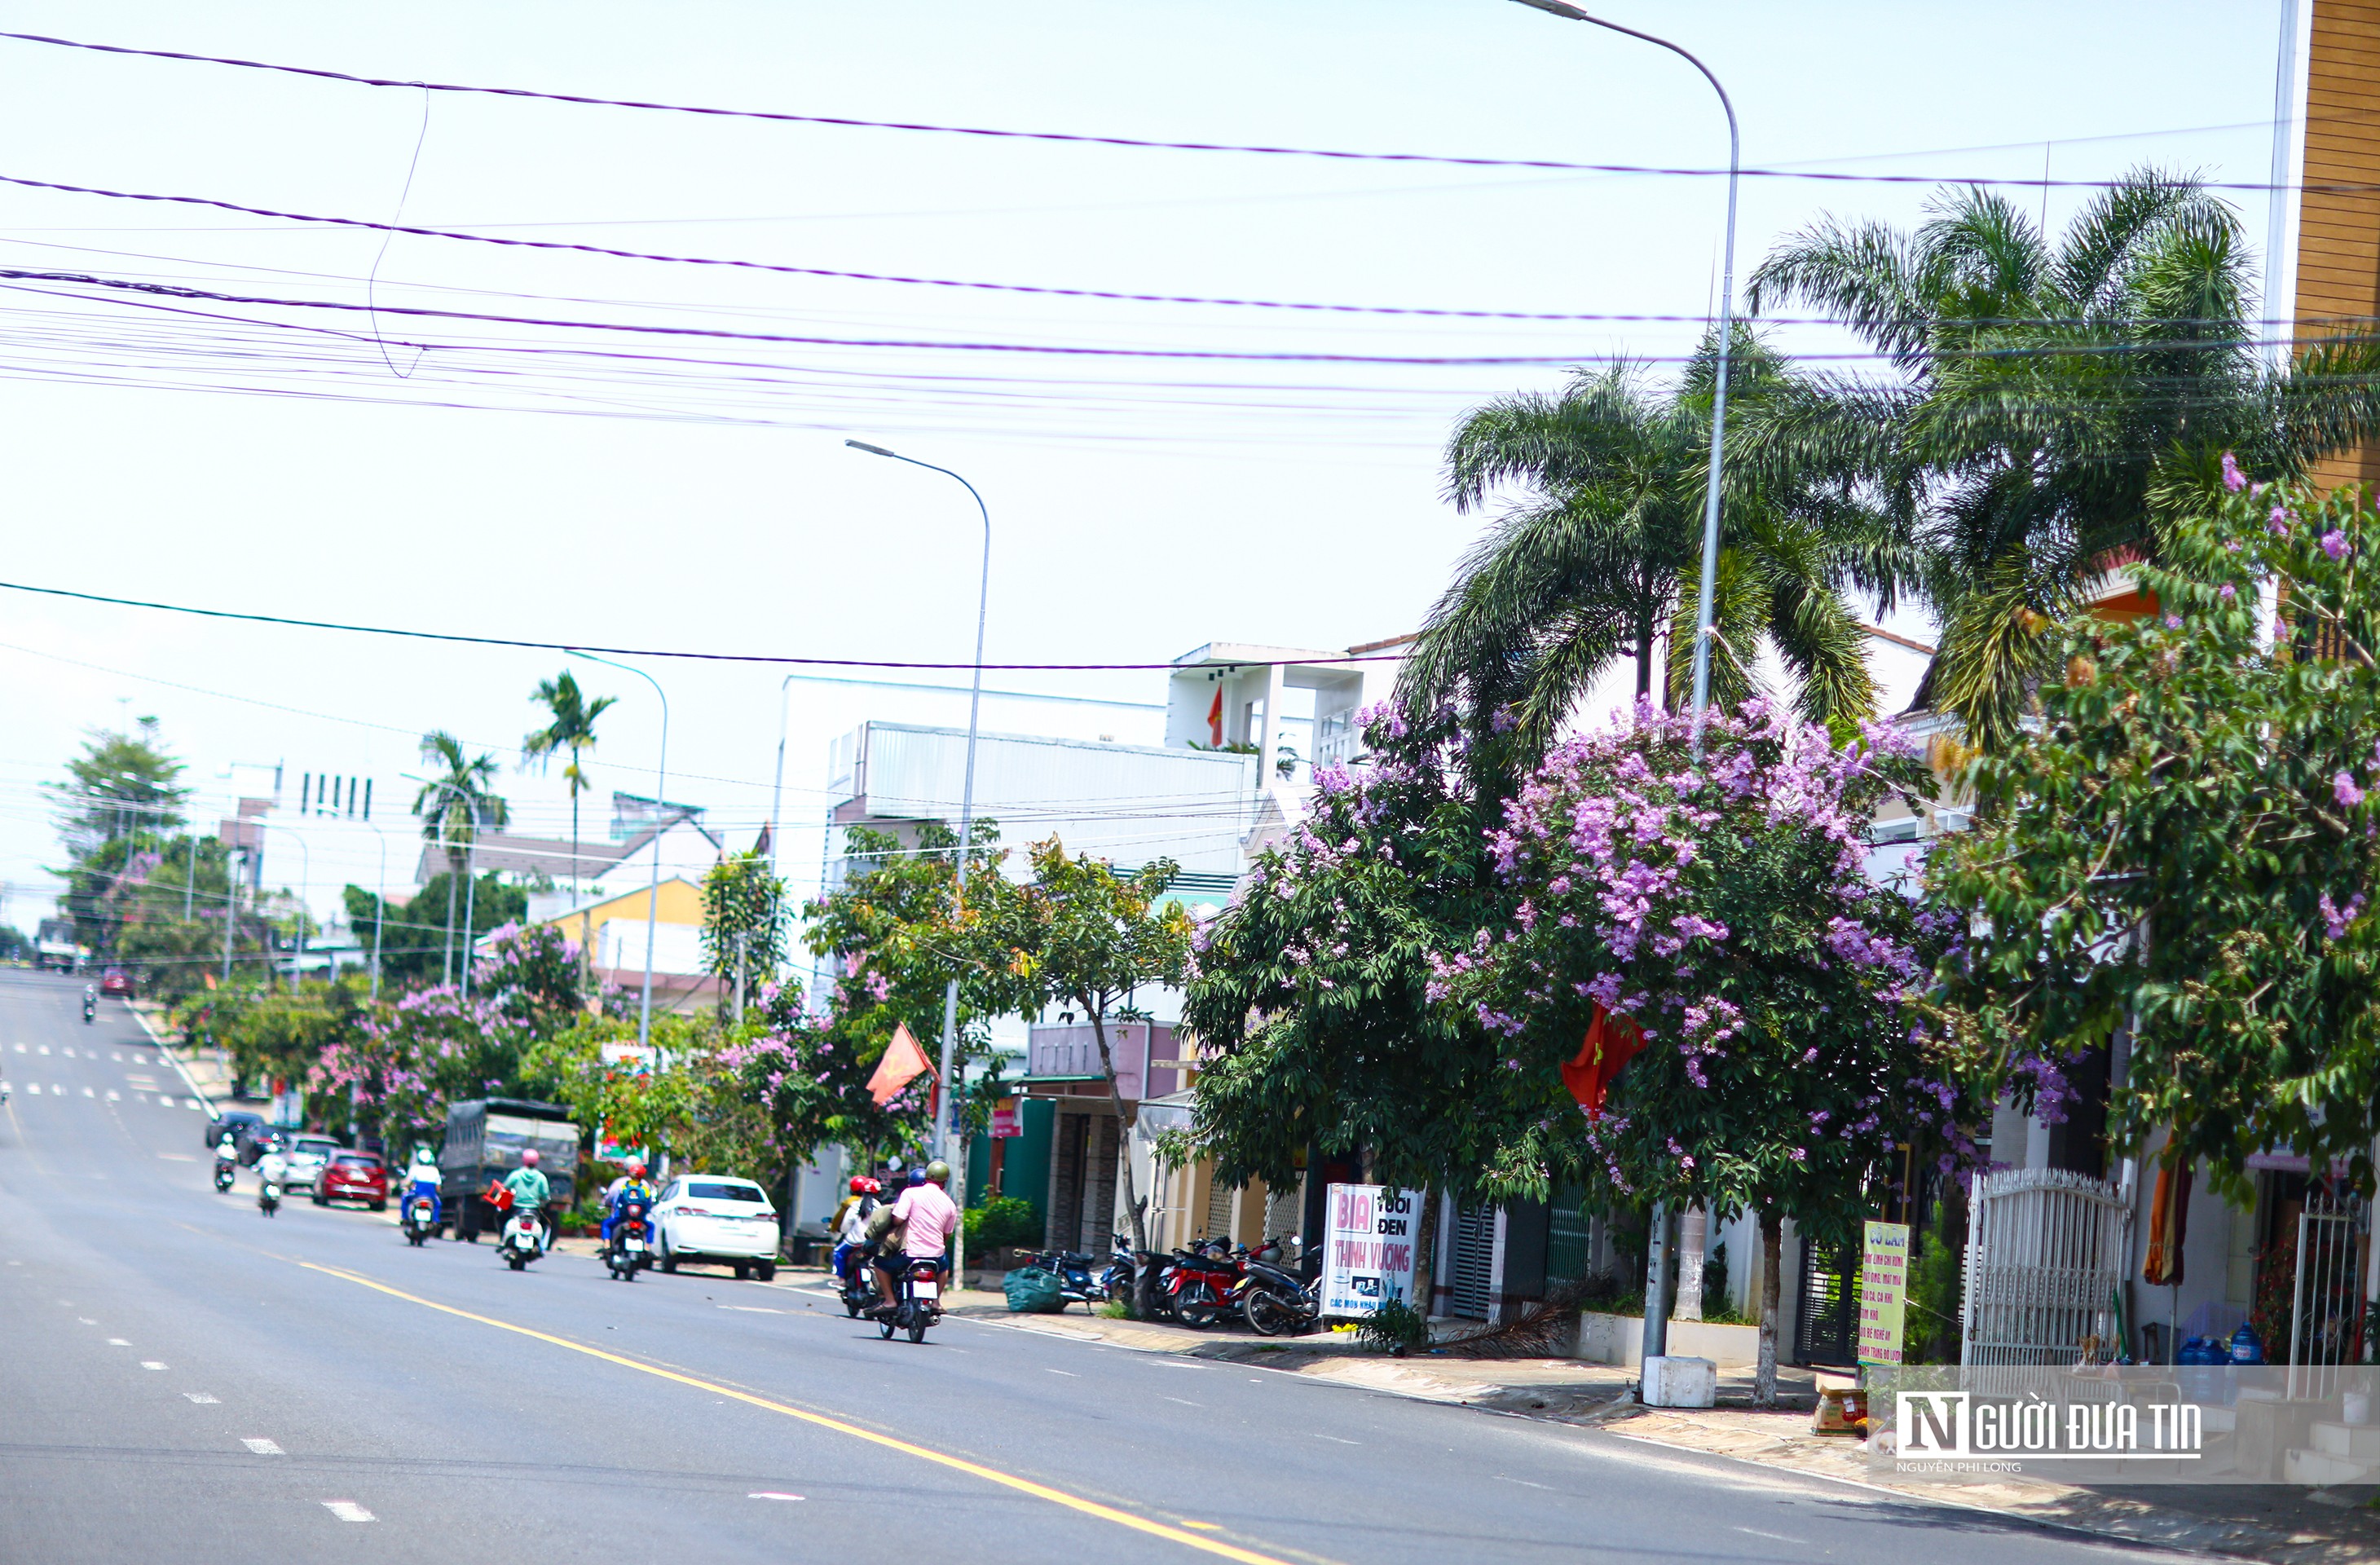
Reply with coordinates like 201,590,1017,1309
831,1176,879,1283
403,1144,443,1227
602,1161,658,1250
255,1135,289,1208
502,1148,551,1250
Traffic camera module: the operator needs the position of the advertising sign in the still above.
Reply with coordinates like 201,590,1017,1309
1320,1183,1423,1317
1858,1219,1911,1365
989,1098,1021,1139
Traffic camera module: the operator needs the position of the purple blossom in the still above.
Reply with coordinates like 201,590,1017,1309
2219,583,2237,601
2221,452,2245,492
2323,529,2351,561
2163,615,2183,630
2338,772,2367,809
2322,891,2366,941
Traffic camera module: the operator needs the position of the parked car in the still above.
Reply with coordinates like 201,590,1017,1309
315,1149,387,1210
99,964,131,996
207,1109,267,1154
655,1175,780,1280
281,1135,343,1193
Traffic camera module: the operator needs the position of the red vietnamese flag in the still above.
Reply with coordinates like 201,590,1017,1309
867,1021,939,1107
1561,1001,1646,1122
1206,686,1225,747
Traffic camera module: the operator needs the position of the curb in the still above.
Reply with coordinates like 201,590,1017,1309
127,1003,217,1122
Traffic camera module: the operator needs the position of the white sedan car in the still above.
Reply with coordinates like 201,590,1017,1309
281,1135,343,1193
655,1175,781,1281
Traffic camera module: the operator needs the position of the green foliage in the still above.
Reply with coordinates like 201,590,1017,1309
701,850,787,1003
44,718,187,861
522,669,616,888
983,836,1192,1280
1355,1294,1432,1356
175,976,369,1100
1440,701,1964,1250
963,1194,1042,1253
0,925,24,962
1905,1210,1964,1364
1932,474,2380,1201
1750,170,2380,751
1409,337,1889,769
1183,706,1508,1197
346,873,527,992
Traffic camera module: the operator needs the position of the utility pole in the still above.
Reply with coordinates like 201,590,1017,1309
1512,0,1740,1383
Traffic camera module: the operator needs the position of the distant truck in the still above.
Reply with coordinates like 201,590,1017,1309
33,918,86,973
439,1097,580,1241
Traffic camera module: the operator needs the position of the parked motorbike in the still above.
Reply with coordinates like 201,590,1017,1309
258,1177,281,1217
1240,1250,1322,1337
1160,1238,1245,1329
1020,1246,1104,1311
213,1155,238,1194
605,1200,653,1281
1098,1232,1136,1305
878,1255,944,1344
400,1190,439,1246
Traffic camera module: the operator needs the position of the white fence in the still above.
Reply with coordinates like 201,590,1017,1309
2290,1195,2369,1396
1961,1167,2131,1369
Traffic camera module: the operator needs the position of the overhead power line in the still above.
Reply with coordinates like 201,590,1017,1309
0,575,1404,670
0,28,2368,195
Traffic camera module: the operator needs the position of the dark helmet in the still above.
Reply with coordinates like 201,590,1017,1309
906,1166,928,1188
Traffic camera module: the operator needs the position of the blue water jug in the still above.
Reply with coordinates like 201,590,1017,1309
2229,1323,2267,1365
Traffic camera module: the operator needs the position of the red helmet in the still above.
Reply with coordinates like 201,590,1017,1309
520,1148,540,1168
862,1178,883,1194
628,1162,647,1179
848,1175,870,1194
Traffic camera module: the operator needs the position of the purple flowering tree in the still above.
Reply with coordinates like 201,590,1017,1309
1439,699,1964,1403
1933,465,2380,1202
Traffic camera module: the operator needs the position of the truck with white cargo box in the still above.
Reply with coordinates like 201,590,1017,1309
440,1097,580,1241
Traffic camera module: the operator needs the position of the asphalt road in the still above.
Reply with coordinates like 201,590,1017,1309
0,969,2168,1564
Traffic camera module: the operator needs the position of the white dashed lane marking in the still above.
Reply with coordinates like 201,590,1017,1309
105,1091,119,1101
23,1084,35,1096
183,1392,218,1404
241,1439,284,1456
748,1492,804,1501
82,1087,94,1098
35,1045,47,1055
322,1501,374,1523
106,1338,129,1346
140,1361,166,1370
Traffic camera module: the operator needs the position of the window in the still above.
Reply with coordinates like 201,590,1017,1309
687,1181,766,1204
332,1153,381,1169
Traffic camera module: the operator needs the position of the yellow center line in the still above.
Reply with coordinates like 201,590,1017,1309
298,1261,1299,1565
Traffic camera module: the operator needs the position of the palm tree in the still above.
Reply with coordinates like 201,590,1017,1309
1403,330,1901,770
413,730,509,987
522,671,615,897
1748,167,2380,749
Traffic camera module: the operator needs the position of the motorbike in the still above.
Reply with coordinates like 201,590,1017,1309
878,1255,944,1344
258,1177,281,1217
604,1201,653,1281
1019,1246,1104,1311
1240,1251,1322,1337
213,1154,238,1193
82,998,95,1025
400,1188,439,1246
839,1254,884,1318
500,1208,544,1271
1099,1232,1139,1305
1159,1238,1245,1329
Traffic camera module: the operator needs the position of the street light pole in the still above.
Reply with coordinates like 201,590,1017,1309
355,818,391,1001
845,439,990,1168
1511,0,1741,1376
570,650,670,1059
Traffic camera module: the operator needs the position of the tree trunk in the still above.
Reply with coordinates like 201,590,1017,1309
1634,610,1656,703
1087,1005,1153,1316
1756,1208,1783,1408
460,850,478,999
1410,1187,1440,1316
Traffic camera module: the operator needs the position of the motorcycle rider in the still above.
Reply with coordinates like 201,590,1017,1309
255,1134,289,1215
602,1160,659,1256
501,1147,551,1252
81,983,96,1022
402,1144,443,1228
874,1162,959,1314
213,1128,240,1188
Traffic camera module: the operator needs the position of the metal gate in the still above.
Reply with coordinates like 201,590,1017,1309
2290,1195,2369,1396
1448,1204,1493,1320
1796,1242,1858,1367
1961,1167,2130,1368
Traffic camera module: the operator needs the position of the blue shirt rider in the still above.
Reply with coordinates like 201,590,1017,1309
403,1144,443,1226
603,1162,659,1249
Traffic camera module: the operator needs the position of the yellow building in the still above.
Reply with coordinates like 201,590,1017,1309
530,877,721,1012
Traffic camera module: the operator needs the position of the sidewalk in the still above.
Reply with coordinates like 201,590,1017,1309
949,1292,2380,1562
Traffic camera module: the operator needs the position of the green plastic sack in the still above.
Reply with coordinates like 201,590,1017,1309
1003,1266,1065,1313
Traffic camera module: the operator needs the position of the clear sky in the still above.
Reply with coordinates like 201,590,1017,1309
0,0,2290,934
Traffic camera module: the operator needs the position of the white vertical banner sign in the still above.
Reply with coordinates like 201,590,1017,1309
1320,1184,1423,1317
